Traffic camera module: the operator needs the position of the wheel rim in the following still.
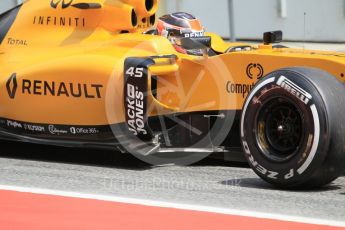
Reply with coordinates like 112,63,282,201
256,97,304,162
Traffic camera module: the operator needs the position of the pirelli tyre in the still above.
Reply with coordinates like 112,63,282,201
241,67,345,189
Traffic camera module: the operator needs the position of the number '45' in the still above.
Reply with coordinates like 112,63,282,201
126,67,144,78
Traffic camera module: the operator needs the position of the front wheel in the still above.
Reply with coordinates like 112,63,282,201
241,67,345,189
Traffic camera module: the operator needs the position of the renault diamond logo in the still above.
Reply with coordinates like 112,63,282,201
6,73,18,99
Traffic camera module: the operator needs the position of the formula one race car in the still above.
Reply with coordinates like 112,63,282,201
1,0,345,189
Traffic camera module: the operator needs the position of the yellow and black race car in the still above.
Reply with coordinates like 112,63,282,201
1,0,345,189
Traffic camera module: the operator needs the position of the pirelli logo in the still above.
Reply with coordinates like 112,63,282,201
277,76,312,104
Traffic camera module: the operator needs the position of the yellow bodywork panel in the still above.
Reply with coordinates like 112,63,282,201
1,0,345,127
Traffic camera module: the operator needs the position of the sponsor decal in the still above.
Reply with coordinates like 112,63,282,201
277,76,312,104
51,0,73,9
226,81,255,98
48,125,68,135
50,0,101,10
0,118,108,137
23,124,45,132
5,119,45,132
32,0,105,28
70,127,99,134
226,64,263,98
6,74,18,99
6,120,22,129
126,83,146,136
124,58,154,140
7,38,27,46
184,32,204,38
33,16,86,28
246,63,264,80
6,75,103,99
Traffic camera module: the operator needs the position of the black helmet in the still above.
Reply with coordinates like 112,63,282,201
157,12,205,55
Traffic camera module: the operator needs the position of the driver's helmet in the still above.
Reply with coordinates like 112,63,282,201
157,12,205,55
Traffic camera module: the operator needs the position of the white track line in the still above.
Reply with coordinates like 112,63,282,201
0,184,344,228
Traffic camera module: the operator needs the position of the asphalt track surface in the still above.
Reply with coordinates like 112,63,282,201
0,141,344,224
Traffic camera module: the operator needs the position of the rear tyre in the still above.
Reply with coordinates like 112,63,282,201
241,67,345,189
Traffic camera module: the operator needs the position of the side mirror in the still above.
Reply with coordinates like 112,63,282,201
263,31,283,45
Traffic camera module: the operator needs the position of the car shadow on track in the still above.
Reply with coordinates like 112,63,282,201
0,141,151,170
220,178,342,192
193,157,249,168
0,141,250,171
